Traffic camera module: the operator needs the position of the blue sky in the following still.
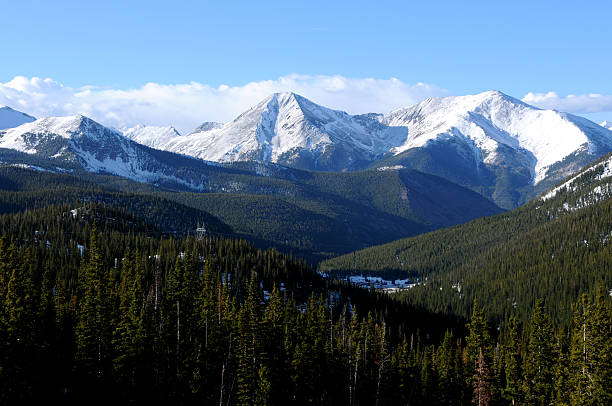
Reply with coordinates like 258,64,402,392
1,0,611,130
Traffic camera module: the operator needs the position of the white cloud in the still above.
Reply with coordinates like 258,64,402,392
522,91,612,115
0,74,449,134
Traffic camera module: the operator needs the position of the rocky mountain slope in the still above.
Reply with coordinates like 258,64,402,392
153,92,406,171
0,114,219,188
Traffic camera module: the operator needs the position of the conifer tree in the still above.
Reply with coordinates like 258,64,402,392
112,248,146,392
552,332,570,406
503,315,522,405
466,299,492,367
523,299,554,406
569,291,612,405
472,348,491,406
465,298,492,401
236,271,261,406
75,226,112,384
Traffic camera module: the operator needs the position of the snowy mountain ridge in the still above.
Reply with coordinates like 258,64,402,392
153,92,406,171
0,114,212,188
541,152,612,201
2,92,612,209
378,90,612,183
119,90,612,208
129,91,612,189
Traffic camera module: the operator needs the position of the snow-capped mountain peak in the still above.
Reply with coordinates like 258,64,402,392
0,114,224,189
0,106,36,130
381,90,612,184
0,114,110,154
157,91,404,171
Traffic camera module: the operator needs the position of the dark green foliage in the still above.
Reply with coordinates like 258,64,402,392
568,290,612,406
321,153,612,325
522,300,555,405
0,161,501,262
0,204,609,405
0,204,468,404
0,158,610,404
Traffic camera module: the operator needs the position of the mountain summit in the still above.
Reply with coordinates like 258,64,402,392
0,114,214,187
373,90,612,207
379,90,612,183
156,92,405,171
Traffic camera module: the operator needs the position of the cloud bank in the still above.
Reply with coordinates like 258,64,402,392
0,75,449,134
3,75,610,133
522,91,612,115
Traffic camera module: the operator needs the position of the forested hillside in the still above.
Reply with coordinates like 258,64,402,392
0,204,610,405
321,153,612,325
0,164,501,261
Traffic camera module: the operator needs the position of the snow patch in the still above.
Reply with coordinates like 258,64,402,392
541,155,612,200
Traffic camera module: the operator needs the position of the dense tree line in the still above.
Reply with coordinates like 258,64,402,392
0,206,610,405
321,164,612,326
0,163,501,263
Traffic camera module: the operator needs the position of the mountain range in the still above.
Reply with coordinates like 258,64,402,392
0,90,611,259
320,148,612,322
111,91,612,209
0,112,501,260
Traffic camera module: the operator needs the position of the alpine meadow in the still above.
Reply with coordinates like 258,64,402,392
1,1,611,405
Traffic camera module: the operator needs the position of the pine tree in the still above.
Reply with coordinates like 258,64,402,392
262,284,290,404
472,348,491,406
466,299,492,367
236,270,261,406
503,316,522,405
0,246,36,401
523,299,554,406
569,291,612,405
466,298,492,402
435,329,464,405
552,331,570,406
75,227,112,384
112,248,146,392
3,247,36,346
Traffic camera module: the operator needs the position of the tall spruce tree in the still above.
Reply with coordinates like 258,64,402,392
522,299,555,406
75,226,113,390
569,291,612,405
503,315,522,405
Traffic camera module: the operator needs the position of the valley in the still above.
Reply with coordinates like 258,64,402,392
0,91,611,405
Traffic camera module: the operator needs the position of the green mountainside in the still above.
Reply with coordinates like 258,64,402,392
0,199,609,405
321,152,612,324
0,163,501,261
